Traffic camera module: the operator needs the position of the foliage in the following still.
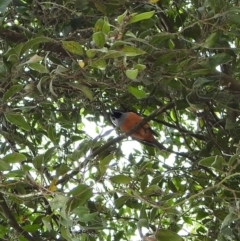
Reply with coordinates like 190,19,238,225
0,0,240,240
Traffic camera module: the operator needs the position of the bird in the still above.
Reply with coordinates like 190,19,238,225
110,110,166,150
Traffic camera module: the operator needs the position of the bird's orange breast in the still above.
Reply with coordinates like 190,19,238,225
120,112,155,142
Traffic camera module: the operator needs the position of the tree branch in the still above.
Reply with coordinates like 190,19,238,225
0,29,68,56
0,192,43,241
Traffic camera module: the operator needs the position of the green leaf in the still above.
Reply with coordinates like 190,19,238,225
62,41,84,55
129,11,155,24
155,229,183,241
193,77,215,89
60,226,72,241
102,17,110,34
221,213,239,230
49,78,58,97
228,13,240,24
67,83,94,101
22,224,41,232
7,54,18,64
228,154,239,167
126,69,138,80
208,53,232,68
142,185,161,195
137,218,149,228
117,10,128,24
175,99,189,110
86,49,97,58
196,209,209,220
114,196,130,209
68,184,93,206
134,64,146,71
0,160,11,171
56,164,71,177
94,2,106,14
3,153,26,163
121,46,146,56
54,65,68,74
199,156,228,170
102,50,125,59
91,59,106,70
0,63,7,77
42,216,52,231
128,86,146,99
21,37,52,54
48,125,57,144
22,54,43,65
186,92,205,110
73,206,98,222
37,76,49,94
4,170,25,178
188,68,211,77
3,85,23,102
110,175,132,184
29,63,49,73
0,0,12,13
32,154,44,170
99,153,114,174
202,32,219,48
50,195,69,210
141,174,149,191
5,113,31,131
93,32,105,48
44,147,56,163
94,18,104,32
150,32,175,45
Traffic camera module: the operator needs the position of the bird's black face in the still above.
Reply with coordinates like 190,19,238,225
110,110,123,125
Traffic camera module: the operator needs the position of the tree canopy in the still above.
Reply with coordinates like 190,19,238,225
1,0,240,240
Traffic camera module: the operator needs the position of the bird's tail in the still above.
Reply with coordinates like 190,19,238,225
152,139,167,151
152,139,194,161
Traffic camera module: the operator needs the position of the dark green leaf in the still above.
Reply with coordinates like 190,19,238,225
203,32,219,48
68,184,93,205
5,113,31,131
0,0,12,13
129,11,155,23
121,46,146,56
33,154,44,170
128,86,146,98
155,229,183,241
62,41,84,55
137,218,148,228
21,37,52,54
3,153,26,163
110,175,132,184
0,160,11,171
93,32,105,48
114,196,130,209
67,83,94,101
199,156,228,170
22,224,41,232
126,69,138,80
208,53,232,68
99,153,114,174
94,18,104,32
3,85,23,102
29,63,49,73
44,147,57,163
